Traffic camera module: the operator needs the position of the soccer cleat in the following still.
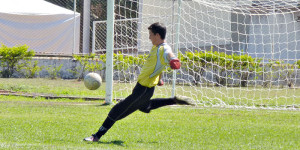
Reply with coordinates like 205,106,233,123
83,134,100,142
174,96,196,106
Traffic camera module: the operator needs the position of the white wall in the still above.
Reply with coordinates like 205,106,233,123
139,0,240,51
247,11,300,61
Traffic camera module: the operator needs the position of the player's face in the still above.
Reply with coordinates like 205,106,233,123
149,30,159,46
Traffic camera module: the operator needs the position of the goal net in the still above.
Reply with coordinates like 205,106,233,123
93,0,300,109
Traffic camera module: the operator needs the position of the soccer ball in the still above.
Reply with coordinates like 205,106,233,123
84,72,102,90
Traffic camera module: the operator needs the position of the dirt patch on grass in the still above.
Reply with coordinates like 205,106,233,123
0,100,101,106
0,90,16,94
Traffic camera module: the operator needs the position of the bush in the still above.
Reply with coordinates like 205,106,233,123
113,52,147,82
232,53,262,87
46,64,63,79
70,54,105,81
0,44,35,78
17,60,44,78
179,48,262,87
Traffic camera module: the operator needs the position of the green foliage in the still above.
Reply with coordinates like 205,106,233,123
179,48,262,87
178,50,206,85
262,61,275,88
69,51,146,83
231,52,262,87
282,63,296,88
113,52,147,70
113,52,147,82
70,54,105,81
179,50,297,88
46,64,63,79
17,60,44,78
265,61,297,88
0,44,35,78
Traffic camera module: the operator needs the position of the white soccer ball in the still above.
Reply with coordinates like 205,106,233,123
84,72,102,90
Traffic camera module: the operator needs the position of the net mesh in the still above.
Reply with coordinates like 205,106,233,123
93,0,300,109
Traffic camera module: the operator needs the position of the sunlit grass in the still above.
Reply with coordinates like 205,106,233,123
0,78,299,108
0,78,106,97
0,95,299,149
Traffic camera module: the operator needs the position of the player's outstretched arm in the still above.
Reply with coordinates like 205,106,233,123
167,53,181,69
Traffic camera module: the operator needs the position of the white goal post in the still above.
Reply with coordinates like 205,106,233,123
94,0,300,109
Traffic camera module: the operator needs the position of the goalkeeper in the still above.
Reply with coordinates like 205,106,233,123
84,22,194,142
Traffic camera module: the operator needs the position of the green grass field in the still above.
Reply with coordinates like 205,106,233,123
0,78,300,149
0,78,299,108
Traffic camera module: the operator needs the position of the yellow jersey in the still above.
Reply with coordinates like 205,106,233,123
137,43,172,88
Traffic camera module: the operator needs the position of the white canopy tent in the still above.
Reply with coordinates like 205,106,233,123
0,0,80,54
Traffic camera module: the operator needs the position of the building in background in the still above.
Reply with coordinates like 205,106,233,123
0,0,80,55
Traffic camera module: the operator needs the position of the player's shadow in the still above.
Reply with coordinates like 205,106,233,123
98,140,125,146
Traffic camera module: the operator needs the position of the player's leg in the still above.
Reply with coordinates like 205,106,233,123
107,83,154,121
139,96,195,113
83,116,115,142
139,97,175,113
84,83,153,141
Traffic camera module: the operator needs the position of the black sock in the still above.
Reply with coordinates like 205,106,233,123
95,117,115,138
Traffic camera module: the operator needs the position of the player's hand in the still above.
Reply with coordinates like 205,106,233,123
170,58,181,69
158,79,164,86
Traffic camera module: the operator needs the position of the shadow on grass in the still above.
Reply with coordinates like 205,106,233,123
97,140,125,146
94,101,116,107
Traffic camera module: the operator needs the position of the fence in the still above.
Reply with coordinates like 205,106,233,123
1,0,300,109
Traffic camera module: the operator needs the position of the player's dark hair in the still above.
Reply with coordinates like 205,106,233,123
148,22,167,40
